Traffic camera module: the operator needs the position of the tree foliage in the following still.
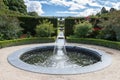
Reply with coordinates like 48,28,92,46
3,0,27,14
35,20,54,37
0,15,22,40
110,8,116,12
101,7,108,14
0,0,6,10
28,12,39,16
98,10,120,41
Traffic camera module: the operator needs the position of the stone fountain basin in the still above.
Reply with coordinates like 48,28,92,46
8,45,112,75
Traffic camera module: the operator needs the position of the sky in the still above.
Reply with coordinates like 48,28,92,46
24,0,120,17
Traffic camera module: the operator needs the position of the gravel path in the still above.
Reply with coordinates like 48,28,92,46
0,43,120,80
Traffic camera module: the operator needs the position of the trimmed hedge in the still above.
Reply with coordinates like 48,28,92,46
1,37,120,50
67,38,120,50
0,37,55,48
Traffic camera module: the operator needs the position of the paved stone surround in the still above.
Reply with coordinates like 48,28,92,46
0,43,120,80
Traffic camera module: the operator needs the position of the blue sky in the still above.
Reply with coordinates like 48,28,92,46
24,0,120,17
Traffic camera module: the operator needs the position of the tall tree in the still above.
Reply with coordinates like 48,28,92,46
3,0,27,14
28,12,39,16
98,10,120,41
101,7,108,14
0,0,7,10
110,8,116,12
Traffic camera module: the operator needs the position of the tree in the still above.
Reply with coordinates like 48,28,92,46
98,10,120,41
35,20,54,37
101,7,108,14
110,8,116,12
3,0,27,14
0,0,6,10
0,15,22,40
28,12,38,16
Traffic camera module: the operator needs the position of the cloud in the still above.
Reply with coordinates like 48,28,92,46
49,0,85,10
52,0,101,16
24,0,44,15
95,0,120,9
68,2,85,10
48,0,102,11
112,2,120,10
76,8,100,17
56,8,100,17
24,0,120,16
56,11,78,14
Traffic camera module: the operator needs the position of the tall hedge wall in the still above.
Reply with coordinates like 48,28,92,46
18,16,58,36
64,18,75,36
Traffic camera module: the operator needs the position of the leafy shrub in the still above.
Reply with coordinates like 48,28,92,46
35,19,54,37
67,38,120,50
0,37,54,48
74,21,93,38
0,15,22,40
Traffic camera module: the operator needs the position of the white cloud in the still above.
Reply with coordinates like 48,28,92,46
49,0,86,10
24,0,44,15
76,8,100,17
52,0,101,16
50,0,69,6
56,8,100,17
56,11,78,14
88,2,102,8
112,2,120,10
24,0,120,16
48,0,103,11
69,2,85,10
72,0,90,5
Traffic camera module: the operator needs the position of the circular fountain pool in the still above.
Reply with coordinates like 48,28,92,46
8,45,111,74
